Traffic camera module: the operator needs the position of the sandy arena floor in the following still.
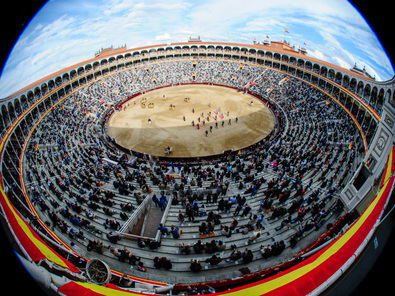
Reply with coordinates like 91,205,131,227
107,85,274,158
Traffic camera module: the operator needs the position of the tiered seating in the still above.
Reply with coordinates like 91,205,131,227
22,58,363,283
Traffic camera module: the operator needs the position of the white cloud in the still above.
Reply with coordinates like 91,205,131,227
103,0,137,15
238,18,286,33
334,57,351,70
0,0,393,99
155,33,172,41
309,48,325,61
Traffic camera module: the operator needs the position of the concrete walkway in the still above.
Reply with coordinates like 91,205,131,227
141,205,164,238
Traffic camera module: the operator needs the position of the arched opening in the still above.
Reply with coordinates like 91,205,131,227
349,78,357,92
48,80,55,91
342,75,350,88
27,91,34,104
93,62,100,70
51,93,58,105
34,87,41,99
335,72,342,84
356,81,364,96
70,70,77,80
369,86,377,109
8,102,16,122
328,69,335,80
364,84,372,100
77,67,85,76
38,101,46,114
385,89,392,103
320,66,328,77
325,81,333,92
85,64,92,72
377,88,385,113
0,112,4,131
20,95,27,111
303,72,311,82
14,99,21,117
2,104,9,127
55,76,63,87
41,83,48,96
62,73,70,82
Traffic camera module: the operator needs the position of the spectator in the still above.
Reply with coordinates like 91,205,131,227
158,223,170,236
152,194,159,207
193,240,204,254
190,259,202,272
206,254,222,266
242,248,253,264
171,225,182,239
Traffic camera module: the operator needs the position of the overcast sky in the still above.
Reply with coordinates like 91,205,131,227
0,0,393,99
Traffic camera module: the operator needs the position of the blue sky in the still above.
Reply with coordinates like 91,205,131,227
0,0,393,98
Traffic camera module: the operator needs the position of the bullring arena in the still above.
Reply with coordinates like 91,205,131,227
0,41,394,296
108,85,274,157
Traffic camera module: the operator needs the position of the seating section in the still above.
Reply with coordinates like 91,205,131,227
23,58,364,283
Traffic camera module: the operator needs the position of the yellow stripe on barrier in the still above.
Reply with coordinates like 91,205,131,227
0,186,70,268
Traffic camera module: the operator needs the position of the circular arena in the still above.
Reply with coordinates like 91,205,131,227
108,84,274,157
0,40,394,296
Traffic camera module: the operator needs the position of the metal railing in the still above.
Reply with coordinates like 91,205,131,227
117,194,152,238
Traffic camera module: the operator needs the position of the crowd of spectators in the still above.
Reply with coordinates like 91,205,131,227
23,57,363,278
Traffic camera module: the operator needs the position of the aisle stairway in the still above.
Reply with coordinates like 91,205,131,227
141,205,163,238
